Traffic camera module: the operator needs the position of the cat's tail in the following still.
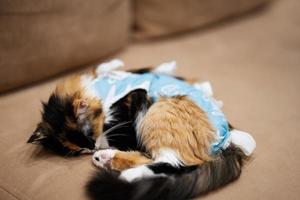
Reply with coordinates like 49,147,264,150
86,146,246,200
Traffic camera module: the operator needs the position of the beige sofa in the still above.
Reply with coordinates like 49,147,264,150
1,0,299,199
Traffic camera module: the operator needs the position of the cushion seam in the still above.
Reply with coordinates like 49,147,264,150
0,187,20,200
0,180,31,200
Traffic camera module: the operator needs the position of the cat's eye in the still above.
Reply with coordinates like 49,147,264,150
65,130,95,149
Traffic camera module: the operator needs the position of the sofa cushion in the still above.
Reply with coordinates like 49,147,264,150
133,0,270,38
0,0,130,93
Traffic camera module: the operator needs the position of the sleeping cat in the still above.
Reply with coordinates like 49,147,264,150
28,60,255,200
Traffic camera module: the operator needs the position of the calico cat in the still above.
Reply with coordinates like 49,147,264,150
28,60,255,200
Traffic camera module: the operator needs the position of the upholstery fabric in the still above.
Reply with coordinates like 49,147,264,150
133,0,270,38
0,0,130,92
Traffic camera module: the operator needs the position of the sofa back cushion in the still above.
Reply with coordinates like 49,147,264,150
0,0,130,93
133,0,269,38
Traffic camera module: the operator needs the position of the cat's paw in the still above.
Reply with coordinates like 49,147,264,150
80,148,96,154
92,149,116,169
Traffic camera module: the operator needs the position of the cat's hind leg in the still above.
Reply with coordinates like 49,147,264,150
93,149,152,171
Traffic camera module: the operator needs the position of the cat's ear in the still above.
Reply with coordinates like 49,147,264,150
27,127,47,144
73,98,88,116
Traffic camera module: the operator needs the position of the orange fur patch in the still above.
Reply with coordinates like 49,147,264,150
55,75,83,97
111,151,152,171
140,96,215,166
88,99,104,140
62,140,82,152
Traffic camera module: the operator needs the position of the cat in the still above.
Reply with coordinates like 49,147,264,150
28,60,254,200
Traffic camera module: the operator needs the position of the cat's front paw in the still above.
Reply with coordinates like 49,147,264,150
92,149,116,169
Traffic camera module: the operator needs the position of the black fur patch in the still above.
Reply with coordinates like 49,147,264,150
148,163,197,175
42,94,74,134
104,89,152,151
129,67,153,74
31,94,95,156
40,134,73,156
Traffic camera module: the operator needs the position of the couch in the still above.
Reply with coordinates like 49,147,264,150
0,0,299,199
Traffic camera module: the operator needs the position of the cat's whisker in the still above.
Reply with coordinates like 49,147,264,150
102,121,132,137
104,121,131,134
64,150,74,158
105,138,118,143
105,133,129,139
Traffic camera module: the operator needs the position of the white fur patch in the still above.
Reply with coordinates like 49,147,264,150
80,148,96,154
120,165,155,182
93,149,116,168
95,135,110,150
104,108,115,124
134,107,147,145
229,129,256,156
81,122,91,137
154,148,183,167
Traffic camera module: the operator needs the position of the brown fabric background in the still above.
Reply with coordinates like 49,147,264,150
0,0,130,93
133,0,270,38
0,0,299,199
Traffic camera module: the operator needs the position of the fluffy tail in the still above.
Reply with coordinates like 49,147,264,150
86,147,246,200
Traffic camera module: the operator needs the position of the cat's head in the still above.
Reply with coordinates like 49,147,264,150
28,75,105,156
